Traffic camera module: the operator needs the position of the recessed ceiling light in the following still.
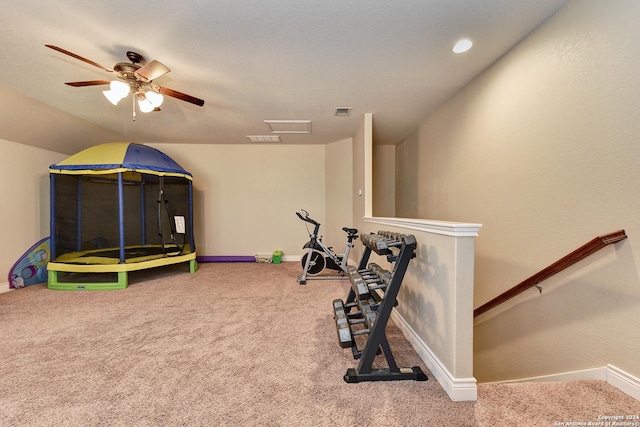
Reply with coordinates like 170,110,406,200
247,135,281,142
452,39,473,54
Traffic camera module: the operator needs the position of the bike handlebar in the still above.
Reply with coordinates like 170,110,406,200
296,210,319,226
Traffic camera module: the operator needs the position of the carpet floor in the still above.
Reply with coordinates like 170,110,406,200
1,262,638,426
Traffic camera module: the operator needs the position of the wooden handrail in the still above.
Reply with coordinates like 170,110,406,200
474,229,627,318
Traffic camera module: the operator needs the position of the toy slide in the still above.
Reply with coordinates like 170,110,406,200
8,237,50,288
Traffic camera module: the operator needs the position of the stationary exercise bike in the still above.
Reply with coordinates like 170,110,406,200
295,209,358,285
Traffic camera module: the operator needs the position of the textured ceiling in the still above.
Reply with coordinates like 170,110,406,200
1,0,568,149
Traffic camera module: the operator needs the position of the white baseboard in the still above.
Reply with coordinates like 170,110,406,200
488,366,608,384
254,254,300,262
0,282,12,294
487,364,640,401
605,365,640,401
391,310,478,401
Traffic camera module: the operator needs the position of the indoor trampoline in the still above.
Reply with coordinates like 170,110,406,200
47,142,197,290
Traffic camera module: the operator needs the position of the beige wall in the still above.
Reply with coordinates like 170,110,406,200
395,132,419,217
0,139,66,284
351,114,371,262
0,86,125,155
324,138,355,250
373,145,396,217
148,143,327,259
396,0,640,382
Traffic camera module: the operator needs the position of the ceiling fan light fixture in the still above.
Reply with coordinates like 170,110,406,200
103,89,123,105
145,91,164,107
103,80,130,106
110,80,130,98
138,96,155,113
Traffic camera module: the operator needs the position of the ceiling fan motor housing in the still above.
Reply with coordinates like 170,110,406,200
114,62,141,79
113,62,146,92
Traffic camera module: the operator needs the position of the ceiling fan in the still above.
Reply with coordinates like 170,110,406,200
45,44,204,117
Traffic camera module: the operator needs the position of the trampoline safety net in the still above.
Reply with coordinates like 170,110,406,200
52,173,193,262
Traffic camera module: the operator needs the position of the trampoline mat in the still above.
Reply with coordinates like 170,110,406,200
77,245,179,259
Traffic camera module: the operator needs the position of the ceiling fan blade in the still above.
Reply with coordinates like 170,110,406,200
135,60,170,82
158,86,205,107
45,44,113,73
65,80,111,87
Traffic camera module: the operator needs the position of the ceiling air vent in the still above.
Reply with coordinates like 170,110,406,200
335,107,352,116
247,135,281,142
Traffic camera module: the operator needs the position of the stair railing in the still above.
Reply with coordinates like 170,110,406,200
474,229,627,318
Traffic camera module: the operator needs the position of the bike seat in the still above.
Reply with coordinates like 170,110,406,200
342,227,358,235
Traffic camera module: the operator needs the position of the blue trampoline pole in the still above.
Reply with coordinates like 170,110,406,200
118,172,125,264
76,178,82,252
50,173,56,260
189,180,195,251
141,180,146,246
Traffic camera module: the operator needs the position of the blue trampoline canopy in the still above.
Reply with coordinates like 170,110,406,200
50,142,192,178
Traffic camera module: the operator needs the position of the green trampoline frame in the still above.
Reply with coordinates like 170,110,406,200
47,247,197,290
